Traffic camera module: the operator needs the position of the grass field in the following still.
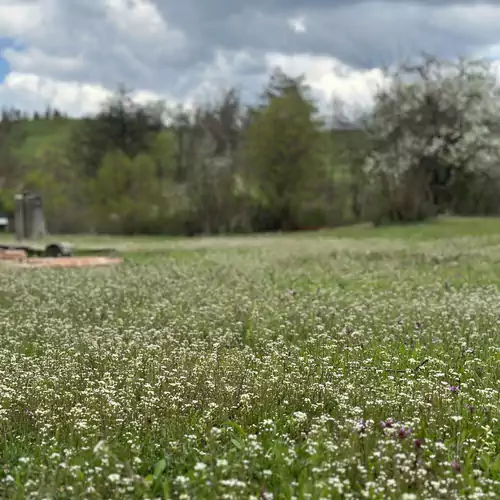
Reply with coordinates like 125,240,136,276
0,217,499,499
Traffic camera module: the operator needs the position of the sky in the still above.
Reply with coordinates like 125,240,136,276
1,0,500,116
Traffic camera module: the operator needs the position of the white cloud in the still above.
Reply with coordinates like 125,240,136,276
106,0,164,36
0,1,47,37
265,53,390,109
288,16,307,34
0,51,390,117
1,0,500,116
3,47,85,76
0,69,178,117
104,0,187,54
0,72,114,116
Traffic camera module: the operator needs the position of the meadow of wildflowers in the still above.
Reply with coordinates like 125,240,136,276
0,226,499,499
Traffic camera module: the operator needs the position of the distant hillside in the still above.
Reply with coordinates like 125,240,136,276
4,117,81,163
5,117,368,167
0,112,370,234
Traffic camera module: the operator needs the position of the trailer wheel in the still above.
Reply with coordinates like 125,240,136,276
44,243,74,258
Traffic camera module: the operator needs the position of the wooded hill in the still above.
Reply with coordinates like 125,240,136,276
0,73,369,235
2,57,500,235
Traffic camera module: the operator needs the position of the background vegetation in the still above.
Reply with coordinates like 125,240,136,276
2,55,500,236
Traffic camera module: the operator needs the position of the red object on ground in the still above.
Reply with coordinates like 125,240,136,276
1,256,123,268
23,256,124,268
0,249,28,262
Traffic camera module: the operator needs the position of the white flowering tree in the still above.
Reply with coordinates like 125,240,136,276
363,55,500,222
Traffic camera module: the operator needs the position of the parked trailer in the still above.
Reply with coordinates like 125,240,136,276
1,192,123,267
0,242,74,257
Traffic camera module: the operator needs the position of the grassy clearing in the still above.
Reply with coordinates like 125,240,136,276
3,215,500,251
0,218,499,499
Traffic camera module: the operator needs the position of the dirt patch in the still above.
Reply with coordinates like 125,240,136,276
0,252,123,268
0,249,27,262
22,257,123,268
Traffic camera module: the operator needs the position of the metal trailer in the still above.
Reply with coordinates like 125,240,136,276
0,241,74,258
2,192,117,259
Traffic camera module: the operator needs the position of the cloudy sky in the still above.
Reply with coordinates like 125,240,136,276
0,0,500,116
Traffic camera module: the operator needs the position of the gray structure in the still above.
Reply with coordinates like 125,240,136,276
14,191,48,240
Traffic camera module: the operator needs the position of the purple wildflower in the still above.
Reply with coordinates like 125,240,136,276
414,438,424,450
356,419,367,434
398,426,412,440
380,417,395,429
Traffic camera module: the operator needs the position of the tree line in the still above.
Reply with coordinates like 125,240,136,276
1,55,500,235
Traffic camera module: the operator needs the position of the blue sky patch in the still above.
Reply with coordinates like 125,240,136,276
0,37,14,82
0,57,9,82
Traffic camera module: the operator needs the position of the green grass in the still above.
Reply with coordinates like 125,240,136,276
0,217,499,498
326,216,500,240
5,118,79,163
3,215,500,251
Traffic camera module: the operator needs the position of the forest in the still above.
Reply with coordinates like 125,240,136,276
1,55,500,235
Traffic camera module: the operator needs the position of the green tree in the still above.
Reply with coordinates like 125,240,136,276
128,152,162,232
22,141,93,233
89,149,131,232
244,69,325,231
0,119,26,215
70,86,165,177
148,130,178,180
90,149,162,234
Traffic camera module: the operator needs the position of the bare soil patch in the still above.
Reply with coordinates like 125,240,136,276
0,251,123,268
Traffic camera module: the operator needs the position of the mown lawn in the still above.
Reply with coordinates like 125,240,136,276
0,218,499,499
